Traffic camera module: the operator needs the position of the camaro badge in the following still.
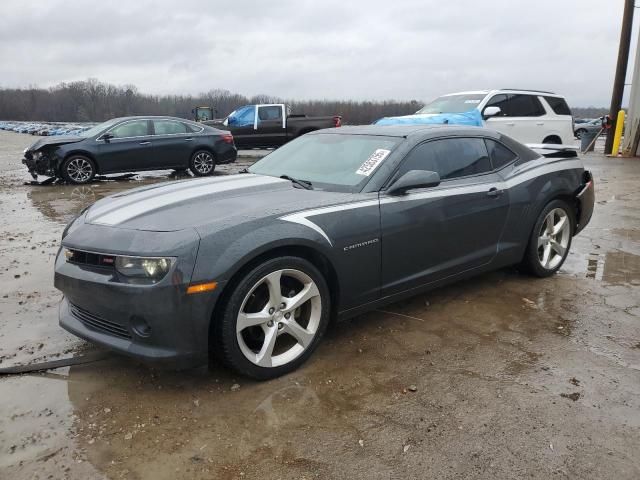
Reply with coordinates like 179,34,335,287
344,238,379,252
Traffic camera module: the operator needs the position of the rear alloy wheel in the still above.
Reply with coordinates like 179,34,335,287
575,129,586,139
61,155,96,184
214,257,330,379
189,150,215,176
522,200,574,277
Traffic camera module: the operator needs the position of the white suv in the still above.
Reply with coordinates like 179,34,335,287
416,89,574,145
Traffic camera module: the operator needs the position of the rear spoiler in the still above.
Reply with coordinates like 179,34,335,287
526,144,579,158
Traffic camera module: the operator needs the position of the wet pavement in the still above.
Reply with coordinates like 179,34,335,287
0,130,639,479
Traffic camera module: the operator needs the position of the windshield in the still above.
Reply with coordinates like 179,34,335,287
248,133,401,192
416,94,487,114
79,118,122,138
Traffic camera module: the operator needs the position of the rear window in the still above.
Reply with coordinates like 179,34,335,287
544,96,572,115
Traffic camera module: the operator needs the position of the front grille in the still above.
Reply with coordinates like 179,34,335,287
66,249,116,269
70,303,131,340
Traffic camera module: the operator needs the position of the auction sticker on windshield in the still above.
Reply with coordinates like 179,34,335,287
356,149,390,176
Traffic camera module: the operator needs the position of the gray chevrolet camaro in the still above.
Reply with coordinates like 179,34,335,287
55,125,595,379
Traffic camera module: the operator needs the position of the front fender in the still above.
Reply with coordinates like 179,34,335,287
192,220,334,286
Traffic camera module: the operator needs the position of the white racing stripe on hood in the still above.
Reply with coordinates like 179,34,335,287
87,175,285,226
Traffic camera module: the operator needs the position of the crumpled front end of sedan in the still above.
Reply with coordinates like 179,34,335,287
22,147,58,180
54,212,218,369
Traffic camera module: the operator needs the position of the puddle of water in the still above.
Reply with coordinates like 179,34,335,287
583,250,640,286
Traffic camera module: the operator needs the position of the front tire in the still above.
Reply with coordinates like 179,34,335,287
60,155,96,184
189,150,216,176
521,200,574,277
213,256,331,380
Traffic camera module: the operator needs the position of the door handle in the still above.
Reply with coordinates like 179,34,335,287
505,122,515,126
536,122,544,126
487,187,504,198
139,141,151,145
184,137,193,141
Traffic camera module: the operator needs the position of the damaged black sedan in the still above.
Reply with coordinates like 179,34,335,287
22,116,237,184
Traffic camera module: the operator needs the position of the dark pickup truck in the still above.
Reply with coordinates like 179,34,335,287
205,104,341,148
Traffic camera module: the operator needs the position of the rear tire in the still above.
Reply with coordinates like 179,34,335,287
60,155,96,184
543,135,562,144
521,199,574,277
575,129,586,139
212,256,331,380
189,150,215,176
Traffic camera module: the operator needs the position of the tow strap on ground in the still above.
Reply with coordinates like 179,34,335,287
0,350,111,375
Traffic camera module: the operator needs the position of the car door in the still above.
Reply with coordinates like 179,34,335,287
255,105,286,146
484,94,547,143
150,119,195,169
380,137,510,297
97,119,153,173
226,105,257,148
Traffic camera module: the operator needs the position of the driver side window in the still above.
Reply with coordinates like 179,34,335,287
485,94,509,116
229,106,256,127
109,120,149,139
395,138,491,182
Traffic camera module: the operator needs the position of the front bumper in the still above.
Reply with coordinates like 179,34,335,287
55,226,219,369
22,152,57,179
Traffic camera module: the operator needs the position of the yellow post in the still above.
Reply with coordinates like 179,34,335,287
611,109,626,156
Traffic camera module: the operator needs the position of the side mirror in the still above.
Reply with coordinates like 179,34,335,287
226,117,235,126
387,170,441,195
483,106,501,119
100,133,114,141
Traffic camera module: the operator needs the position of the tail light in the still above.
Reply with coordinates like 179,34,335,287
221,133,234,144
333,116,342,128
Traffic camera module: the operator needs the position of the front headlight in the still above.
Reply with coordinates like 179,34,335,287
115,256,174,280
33,151,42,160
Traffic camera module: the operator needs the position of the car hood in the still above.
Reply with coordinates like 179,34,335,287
29,135,85,151
84,174,354,232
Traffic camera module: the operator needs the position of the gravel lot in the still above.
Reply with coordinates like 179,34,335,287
0,129,639,479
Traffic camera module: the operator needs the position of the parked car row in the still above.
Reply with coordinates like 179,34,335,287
0,121,95,136
574,118,605,139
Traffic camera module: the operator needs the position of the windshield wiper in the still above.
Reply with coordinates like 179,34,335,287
280,175,313,190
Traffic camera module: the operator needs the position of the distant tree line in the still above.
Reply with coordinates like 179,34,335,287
0,78,422,125
571,107,610,119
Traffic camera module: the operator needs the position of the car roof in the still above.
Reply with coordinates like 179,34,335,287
442,89,562,97
109,115,196,122
312,124,501,139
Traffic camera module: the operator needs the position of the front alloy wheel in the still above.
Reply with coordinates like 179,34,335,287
61,156,96,184
214,257,330,379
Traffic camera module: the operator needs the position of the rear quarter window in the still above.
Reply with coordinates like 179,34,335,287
544,96,572,115
484,139,517,169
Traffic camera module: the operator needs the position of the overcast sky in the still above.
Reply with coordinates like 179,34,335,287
0,0,636,106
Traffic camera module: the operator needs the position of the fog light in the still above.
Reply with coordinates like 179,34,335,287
130,316,151,337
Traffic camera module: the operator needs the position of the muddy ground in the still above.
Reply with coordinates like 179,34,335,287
0,129,638,479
